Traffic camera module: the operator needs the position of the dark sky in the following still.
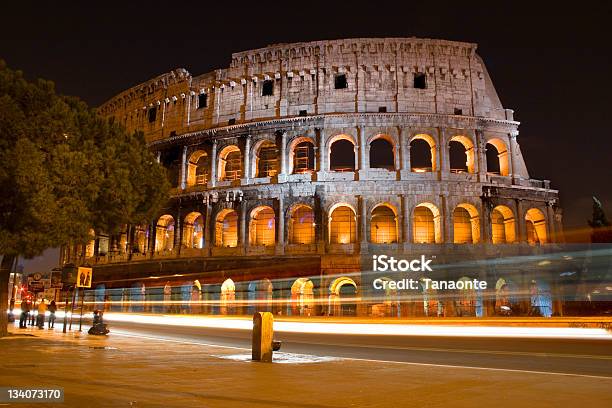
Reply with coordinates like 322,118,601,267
2,1,611,234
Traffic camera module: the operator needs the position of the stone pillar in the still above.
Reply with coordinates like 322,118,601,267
476,130,487,182
439,128,450,179
278,132,287,182
276,195,285,254
240,202,248,254
482,204,492,243
174,208,182,254
358,126,367,179
209,140,218,188
180,145,188,190
399,127,411,178
546,203,556,243
516,199,526,243
402,194,411,245
243,135,251,183
442,195,452,244
508,131,517,180
359,196,368,252
203,198,212,255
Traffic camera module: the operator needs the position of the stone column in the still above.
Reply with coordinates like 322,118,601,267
402,194,411,245
174,208,182,254
358,126,367,179
240,202,248,254
278,132,287,182
476,130,487,182
276,195,285,254
209,140,218,188
359,196,368,252
399,127,411,178
315,128,326,181
203,198,212,255
243,135,251,183
442,195,452,244
180,146,188,190
516,199,526,243
482,204,492,243
546,203,556,243
508,132,517,180
440,128,450,179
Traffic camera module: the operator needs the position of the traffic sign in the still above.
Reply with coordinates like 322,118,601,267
76,267,92,288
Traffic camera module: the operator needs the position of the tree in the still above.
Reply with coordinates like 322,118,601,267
588,196,612,243
0,61,170,336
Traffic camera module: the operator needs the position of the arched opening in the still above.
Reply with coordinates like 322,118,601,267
129,282,145,313
369,137,395,170
329,277,358,316
525,208,547,244
191,280,202,314
292,140,315,173
291,278,314,316
249,206,276,246
289,205,315,244
374,277,400,317
370,205,397,244
329,205,356,244
155,214,175,252
413,203,442,243
134,225,149,254
491,205,516,244
455,276,483,317
420,278,442,317
530,279,552,317
183,212,204,249
215,209,238,247
219,145,242,181
449,135,475,174
187,150,209,186
486,138,509,176
329,137,355,171
248,279,273,313
410,134,436,172
495,278,519,315
220,278,236,315
453,204,480,244
256,140,279,177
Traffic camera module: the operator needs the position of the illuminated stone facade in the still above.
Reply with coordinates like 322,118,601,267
65,38,564,317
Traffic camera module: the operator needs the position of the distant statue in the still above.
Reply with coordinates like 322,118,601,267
588,196,612,243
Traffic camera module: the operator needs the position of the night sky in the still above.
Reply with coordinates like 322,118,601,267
2,1,611,236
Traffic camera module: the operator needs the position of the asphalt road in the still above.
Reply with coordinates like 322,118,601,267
107,320,612,378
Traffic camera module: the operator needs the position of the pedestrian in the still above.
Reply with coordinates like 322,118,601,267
48,300,57,329
37,300,47,329
29,299,37,326
19,298,31,328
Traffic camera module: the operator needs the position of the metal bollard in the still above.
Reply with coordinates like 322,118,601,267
252,312,275,362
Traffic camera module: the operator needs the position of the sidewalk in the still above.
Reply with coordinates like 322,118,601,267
0,324,610,408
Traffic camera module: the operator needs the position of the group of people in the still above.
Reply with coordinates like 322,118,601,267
18,298,57,329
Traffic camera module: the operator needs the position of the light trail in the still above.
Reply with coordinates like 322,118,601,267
100,312,612,340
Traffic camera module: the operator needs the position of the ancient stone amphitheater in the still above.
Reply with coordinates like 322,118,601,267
67,38,564,317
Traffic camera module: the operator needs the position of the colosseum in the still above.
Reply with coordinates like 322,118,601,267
64,38,565,318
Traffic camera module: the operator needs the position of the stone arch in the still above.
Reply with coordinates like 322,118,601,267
291,277,314,316
453,203,480,244
370,203,398,244
155,214,175,252
525,207,547,244
220,278,236,315
449,135,475,174
289,204,315,244
495,277,519,315
369,134,396,170
486,138,509,176
218,145,242,181
249,205,276,246
183,211,204,249
329,203,357,244
329,276,358,316
455,276,483,317
491,205,516,244
253,139,279,178
248,278,273,313
215,209,238,247
289,136,316,174
413,202,442,243
410,133,437,172
328,134,356,171
187,150,209,186
419,277,442,317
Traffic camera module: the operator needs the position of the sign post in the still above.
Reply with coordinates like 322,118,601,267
75,267,92,332
61,264,77,333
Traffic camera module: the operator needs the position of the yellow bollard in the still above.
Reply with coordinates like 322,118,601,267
252,312,274,362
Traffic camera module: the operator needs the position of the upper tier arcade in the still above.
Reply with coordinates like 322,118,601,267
98,38,511,144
